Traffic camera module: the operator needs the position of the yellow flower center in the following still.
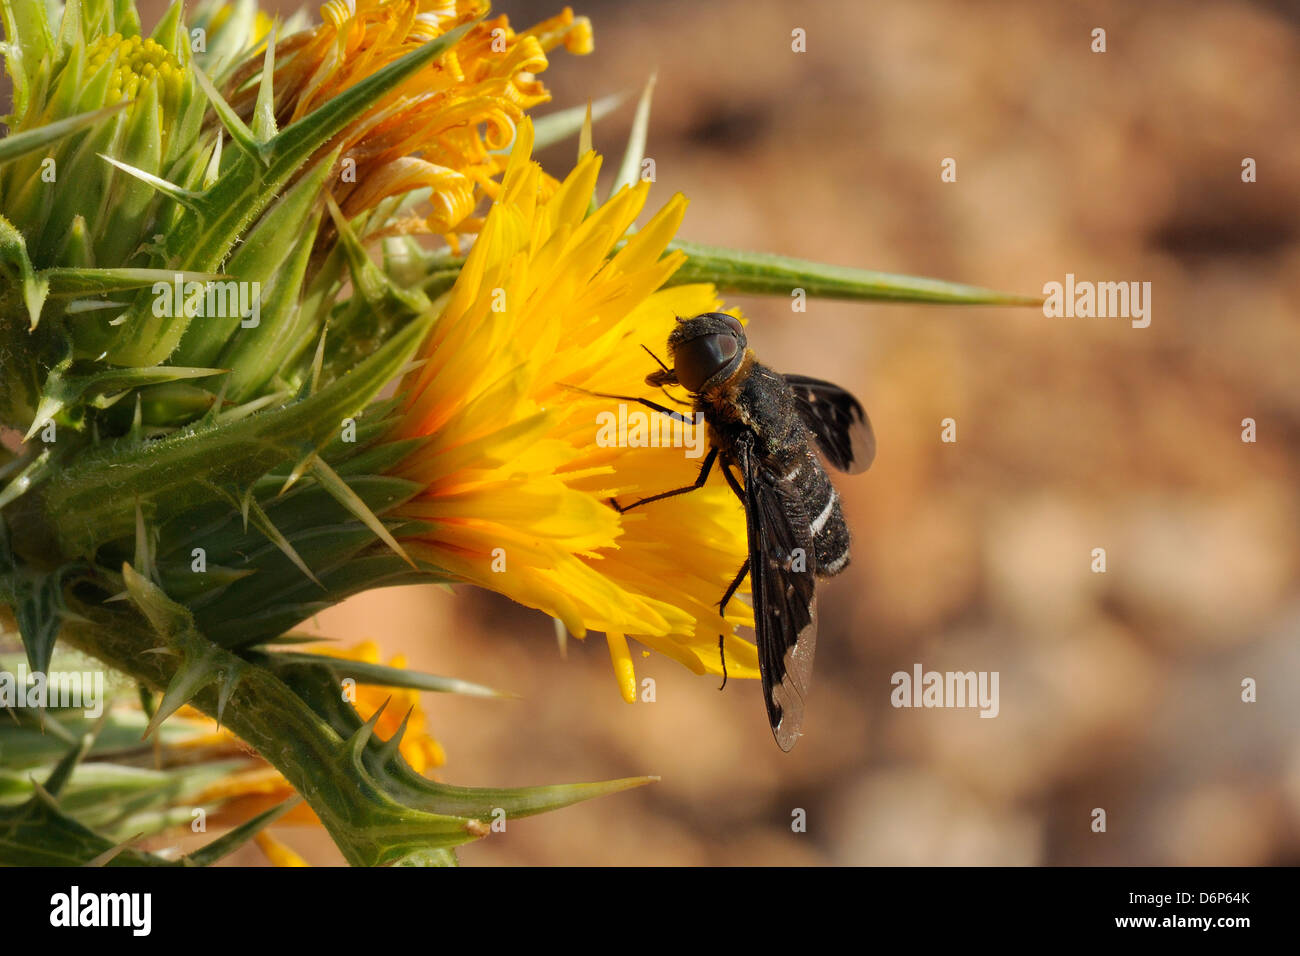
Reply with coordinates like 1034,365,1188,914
85,33,184,118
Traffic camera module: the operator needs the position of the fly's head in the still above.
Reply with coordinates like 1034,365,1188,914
646,313,748,393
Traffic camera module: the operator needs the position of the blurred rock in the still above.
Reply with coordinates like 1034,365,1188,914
827,768,1043,865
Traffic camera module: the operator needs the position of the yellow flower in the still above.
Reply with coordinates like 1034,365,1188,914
223,0,592,235
392,117,760,702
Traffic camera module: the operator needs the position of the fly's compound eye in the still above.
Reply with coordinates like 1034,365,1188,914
719,313,745,338
692,311,745,339
673,332,739,392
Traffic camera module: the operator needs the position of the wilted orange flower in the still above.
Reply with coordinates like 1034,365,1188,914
223,0,592,235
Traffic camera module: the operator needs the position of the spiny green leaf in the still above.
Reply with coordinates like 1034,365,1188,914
83,837,144,867
667,239,1044,305
190,60,264,159
202,129,224,187
183,796,300,866
608,73,655,201
196,550,437,648
121,564,248,736
0,745,292,866
119,562,189,638
309,457,415,568
0,214,49,329
331,435,426,477
242,494,323,588
529,89,628,152
269,651,516,699
308,323,327,395
403,775,660,823
0,0,53,121
54,0,84,63
96,153,203,210
171,148,337,375
40,728,96,798
249,24,279,142
13,566,70,674
578,98,593,161
2,760,242,830
132,500,156,584
0,785,168,866
43,311,435,555
390,847,459,866
0,449,52,510
41,267,225,298
0,104,127,167
325,195,394,304
97,80,163,264
24,364,227,441
148,0,185,59
322,197,432,340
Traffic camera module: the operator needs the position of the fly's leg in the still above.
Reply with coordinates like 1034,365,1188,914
608,447,717,513
572,385,708,511
657,386,692,408
564,386,697,425
721,458,747,503
715,557,751,689
638,346,693,408
718,557,751,618
716,459,755,687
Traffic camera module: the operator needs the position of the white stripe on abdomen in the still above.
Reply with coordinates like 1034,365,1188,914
809,489,838,535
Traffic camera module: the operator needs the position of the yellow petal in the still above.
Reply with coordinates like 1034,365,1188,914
605,632,637,703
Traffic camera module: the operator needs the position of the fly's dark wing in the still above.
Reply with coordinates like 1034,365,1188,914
736,439,819,752
784,374,875,474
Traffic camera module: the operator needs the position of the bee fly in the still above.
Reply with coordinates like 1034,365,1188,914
602,313,875,751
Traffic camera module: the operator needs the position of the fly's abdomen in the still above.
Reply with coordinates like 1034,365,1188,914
791,447,850,577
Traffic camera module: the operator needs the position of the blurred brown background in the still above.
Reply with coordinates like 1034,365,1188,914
82,0,1300,863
